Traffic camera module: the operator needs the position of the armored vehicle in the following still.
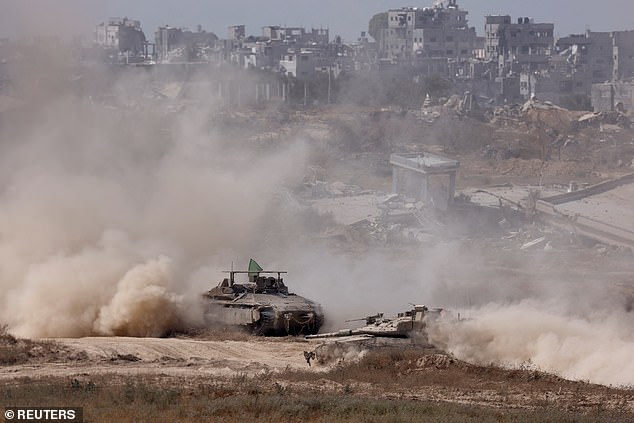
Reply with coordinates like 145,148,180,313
203,259,324,336
306,305,446,339
303,305,449,366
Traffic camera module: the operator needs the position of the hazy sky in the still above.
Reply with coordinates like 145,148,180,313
2,0,633,42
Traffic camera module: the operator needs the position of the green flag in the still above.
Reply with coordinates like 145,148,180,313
248,258,263,282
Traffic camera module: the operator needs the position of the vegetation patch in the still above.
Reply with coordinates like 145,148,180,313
1,374,628,423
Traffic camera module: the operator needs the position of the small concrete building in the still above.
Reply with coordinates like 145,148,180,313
390,152,460,210
592,82,634,112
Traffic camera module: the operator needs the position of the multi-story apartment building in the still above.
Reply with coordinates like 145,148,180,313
95,17,147,58
379,0,477,66
215,24,338,75
612,30,634,81
155,26,218,63
227,25,245,41
485,15,554,76
261,26,329,46
557,31,614,83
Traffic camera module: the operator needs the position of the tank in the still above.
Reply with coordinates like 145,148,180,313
305,305,447,339
202,260,324,336
303,305,450,366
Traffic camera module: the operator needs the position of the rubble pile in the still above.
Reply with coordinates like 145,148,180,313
304,181,446,246
576,111,631,129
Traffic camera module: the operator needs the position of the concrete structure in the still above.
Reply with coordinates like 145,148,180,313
279,48,341,80
348,32,379,72
485,15,554,76
555,30,634,84
155,26,218,63
536,173,634,249
520,71,590,104
227,25,245,41
591,81,634,111
96,17,147,59
261,26,329,46
279,50,317,79
612,30,634,81
390,152,460,210
379,1,477,67
556,31,613,83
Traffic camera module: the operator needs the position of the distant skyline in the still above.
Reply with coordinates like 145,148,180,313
2,0,633,42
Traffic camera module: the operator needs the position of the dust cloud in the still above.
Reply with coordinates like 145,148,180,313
428,299,634,386
0,65,309,338
2,9,633,391
286,241,634,387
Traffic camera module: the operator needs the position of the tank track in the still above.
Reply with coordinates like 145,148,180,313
252,308,325,336
253,308,276,336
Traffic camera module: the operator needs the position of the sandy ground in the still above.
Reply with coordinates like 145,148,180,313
0,337,322,381
2,335,632,416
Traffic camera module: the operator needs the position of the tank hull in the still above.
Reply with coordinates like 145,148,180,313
203,263,324,336
203,293,324,336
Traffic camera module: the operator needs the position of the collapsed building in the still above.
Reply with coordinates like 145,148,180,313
95,17,150,63
155,26,218,63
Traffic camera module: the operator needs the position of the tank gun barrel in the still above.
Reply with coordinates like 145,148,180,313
345,313,383,324
306,329,374,339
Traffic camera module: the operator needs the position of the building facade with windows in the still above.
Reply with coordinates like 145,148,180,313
379,1,477,67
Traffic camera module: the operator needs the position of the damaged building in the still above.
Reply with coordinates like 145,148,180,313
95,17,149,62
556,31,613,84
85,1,634,110
485,15,554,76
592,81,634,112
484,15,554,103
155,26,218,63
390,152,459,211
378,0,478,75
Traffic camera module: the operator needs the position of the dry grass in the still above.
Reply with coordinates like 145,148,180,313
1,374,628,423
0,324,76,365
2,345,631,422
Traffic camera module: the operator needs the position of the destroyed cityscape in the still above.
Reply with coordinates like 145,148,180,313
1,0,634,421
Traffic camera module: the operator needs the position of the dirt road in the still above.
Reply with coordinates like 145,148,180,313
0,337,319,381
